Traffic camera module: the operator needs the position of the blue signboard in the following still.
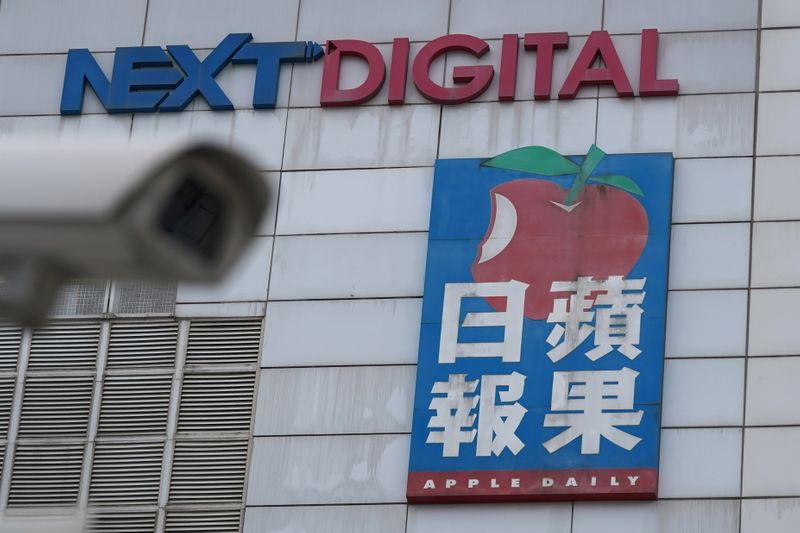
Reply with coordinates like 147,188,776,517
408,145,673,502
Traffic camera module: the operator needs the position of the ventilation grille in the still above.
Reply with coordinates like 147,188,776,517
50,281,108,316
90,441,164,505
186,320,262,365
87,510,158,533
0,324,21,371
8,443,84,507
98,374,172,437
0,375,15,440
107,320,178,369
28,322,101,371
178,372,256,433
18,374,93,438
169,440,248,504
165,509,242,533
113,280,177,315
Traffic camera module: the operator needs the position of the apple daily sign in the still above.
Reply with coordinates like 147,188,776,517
407,145,673,502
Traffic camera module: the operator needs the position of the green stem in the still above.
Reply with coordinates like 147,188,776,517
564,144,606,205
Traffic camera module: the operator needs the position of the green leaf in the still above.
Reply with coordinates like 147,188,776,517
482,146,580,176
588,174,644,196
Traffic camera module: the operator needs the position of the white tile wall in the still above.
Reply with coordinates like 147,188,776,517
254,366,415,435
297,0,450,42
672,158,752,223
175,301,266,318
439,99,598,159
144,0,299,48
760,30,800,92
743,427,800,497
256,172,281,235
661,359,744,427
276,167,433,234
762,0,800,28
749,289,800,356
407,503,572,533
752,222,800,287
572,500,739,533
449,0,603,38
746,357,800,426
283,105,440,170
604,0,758,33
668,223,750,290
741,498,800,533
247,435,410,505
597,94,756,158
758,93,800,156
269,233,427,300
0,114,132,142
244,505,408,533
658,428,742,498
754,157,800,221
262,298,421,366
665,290,748,357
0,0,147,54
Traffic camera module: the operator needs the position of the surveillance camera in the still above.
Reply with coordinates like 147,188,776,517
0,139,268,324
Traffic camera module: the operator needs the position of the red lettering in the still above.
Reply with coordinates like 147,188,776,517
558,31,633,99
388,37,410,105
639,29,679,97
413,34,494,104
524,32,569,100
320,40,385,107
498,34,519,101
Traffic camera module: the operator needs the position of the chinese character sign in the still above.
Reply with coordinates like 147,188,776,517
407,145,673,502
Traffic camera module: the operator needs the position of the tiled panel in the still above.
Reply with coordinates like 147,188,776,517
407,503,572,533
439,99,598,159
661,358,744,427
283,105,440,170
760,30,800,92
762,0,800,28
175,301,266,318
244,505,407,533
449,0,602,38
754,157,800,221
604,0,758,32
743,427,800,496
746,357,800,426
297,0,449,42
749,289,800,356
597,94,755,158
269,233,427,300
668,223,750,290
0,114,132,142
176,236,273,303
247,435,409,505
758,93,800,156
130,109,288,171
256,172,281,236
262,298,421,366
0,0,147,54
276,168,433,234
752,222,800,287
145,0,299,47
573,500,740,533
603,31,757,96
672,158,752,223
658,428,742,498
665,290,748,357
741,498,800,533
254,366,415,435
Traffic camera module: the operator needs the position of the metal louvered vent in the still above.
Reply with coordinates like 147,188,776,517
28,322,101,370
165,509,242,533
0,324,21,371
169,440,248,504
90,441,164,505
186,320,262,365
98,374,172,436
18,374,93,438
87,510,158,533
0,375,15,440
107,320,178,369
50,281,108,316
113,280,177,315
8,443,84,507
178,372,256,433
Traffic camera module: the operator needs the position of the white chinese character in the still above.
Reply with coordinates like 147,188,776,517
476,372,527,456
439,280,528,363
542,367,643,455
545,277,604,362
586,276,646,361
426,374,479,457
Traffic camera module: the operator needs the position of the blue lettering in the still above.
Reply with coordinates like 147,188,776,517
108,46,182,113
60,49,112,115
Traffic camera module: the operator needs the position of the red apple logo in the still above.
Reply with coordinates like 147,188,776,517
471,145,648,320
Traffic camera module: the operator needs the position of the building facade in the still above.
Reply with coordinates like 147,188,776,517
0,0,799,531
